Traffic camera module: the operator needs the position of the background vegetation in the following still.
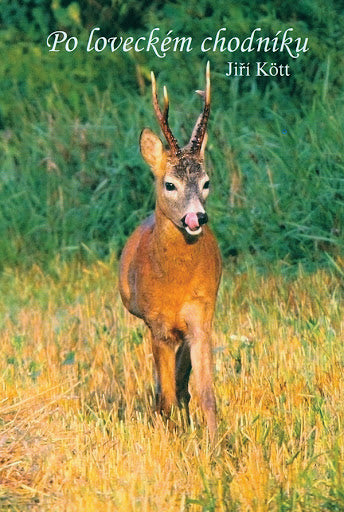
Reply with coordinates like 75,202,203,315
0,0,343,271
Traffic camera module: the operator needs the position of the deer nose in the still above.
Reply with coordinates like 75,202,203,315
197,212,208,226
182,212,208,230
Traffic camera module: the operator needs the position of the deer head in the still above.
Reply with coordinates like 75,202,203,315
140,62,211,237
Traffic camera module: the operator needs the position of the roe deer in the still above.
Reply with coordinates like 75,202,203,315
119,63,222,440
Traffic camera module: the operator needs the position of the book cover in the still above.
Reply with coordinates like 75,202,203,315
0,2,343,510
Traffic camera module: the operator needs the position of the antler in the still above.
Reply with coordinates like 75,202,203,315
151,71,180,155
186,61,211,155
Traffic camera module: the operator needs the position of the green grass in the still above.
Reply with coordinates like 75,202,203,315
0,81,343,271
0,0,343,271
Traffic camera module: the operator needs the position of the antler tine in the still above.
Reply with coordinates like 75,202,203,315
187,61,211,155
163,85,169,120
151,71,179,154
205,60,210,104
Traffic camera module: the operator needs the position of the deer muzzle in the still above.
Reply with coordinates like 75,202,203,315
182,212,208,236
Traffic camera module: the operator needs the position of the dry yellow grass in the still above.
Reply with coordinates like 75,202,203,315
0,260,343,510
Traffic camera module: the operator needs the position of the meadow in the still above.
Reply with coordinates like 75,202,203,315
1,1,344,510
0,258,343,511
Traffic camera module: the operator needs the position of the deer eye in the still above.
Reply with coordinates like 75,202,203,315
165,182,176,191
203,180,210,190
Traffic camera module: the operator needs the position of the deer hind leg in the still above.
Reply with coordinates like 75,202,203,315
176,341,192,428
151,338,177,416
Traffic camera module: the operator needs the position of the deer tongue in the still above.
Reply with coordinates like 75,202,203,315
184,212,199,230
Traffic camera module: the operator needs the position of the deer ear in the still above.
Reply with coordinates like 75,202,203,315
140,128,165,176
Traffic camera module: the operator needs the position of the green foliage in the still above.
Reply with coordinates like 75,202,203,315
0,0,343,270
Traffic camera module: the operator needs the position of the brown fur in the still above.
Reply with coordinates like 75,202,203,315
119,73,221,440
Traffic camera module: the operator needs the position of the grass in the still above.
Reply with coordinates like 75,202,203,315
1,88,343,270
0,258,343,510
1,4,343,508
1,53,343,270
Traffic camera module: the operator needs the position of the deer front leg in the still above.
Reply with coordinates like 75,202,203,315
182,303,217,441
190,339,216,440
151,338,177,416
